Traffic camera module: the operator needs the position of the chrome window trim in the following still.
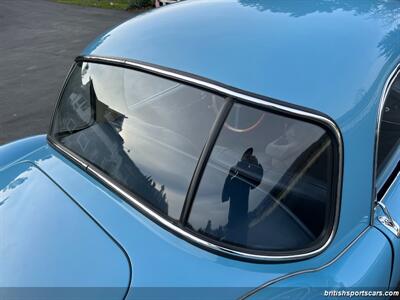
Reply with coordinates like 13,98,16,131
372,64,400,217
47,55,343,262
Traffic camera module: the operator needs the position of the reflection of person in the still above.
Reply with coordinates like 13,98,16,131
222,148,263,245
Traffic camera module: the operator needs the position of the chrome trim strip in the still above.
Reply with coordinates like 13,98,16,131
372,64,400,224
48,55,344,261
239,226,370,299
50,139,87,170
377,202,400,238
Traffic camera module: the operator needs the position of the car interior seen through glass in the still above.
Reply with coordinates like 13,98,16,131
187,103,336,252
52,62,227,220
51,62,338,254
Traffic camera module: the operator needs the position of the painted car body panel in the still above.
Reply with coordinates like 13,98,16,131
247,227,393,299
0,135,392,299
0,135,47,169
0,159,130,299
83,0,399,122
0,0,399,298
82,0,400,271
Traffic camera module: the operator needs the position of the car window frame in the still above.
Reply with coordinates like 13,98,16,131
47,55,343,262
181,100,339,255
374,65,400,203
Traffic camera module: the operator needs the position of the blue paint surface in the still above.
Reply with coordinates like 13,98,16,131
1,0,400,297
0,160,130,299
248,227,393,299
0,137,391,298
82,0,400,258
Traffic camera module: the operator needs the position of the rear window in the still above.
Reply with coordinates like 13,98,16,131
51,62,227,220
51,61,339,256
187,103,337,252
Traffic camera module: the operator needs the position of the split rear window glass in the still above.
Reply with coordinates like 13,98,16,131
51,62,338,254
187,103,336,252
51,62,227,220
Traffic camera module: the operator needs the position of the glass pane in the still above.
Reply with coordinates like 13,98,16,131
52,62,227,220
377,75,400,176
187,103,335,252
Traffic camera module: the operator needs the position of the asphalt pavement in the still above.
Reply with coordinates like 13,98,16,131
0,0,135,145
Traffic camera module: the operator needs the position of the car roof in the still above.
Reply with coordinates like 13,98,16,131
82,0,400,122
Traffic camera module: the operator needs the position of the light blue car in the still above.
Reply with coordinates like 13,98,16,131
1,0,399,299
